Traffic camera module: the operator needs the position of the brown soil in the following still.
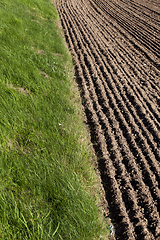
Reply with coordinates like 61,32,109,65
54,0,160,239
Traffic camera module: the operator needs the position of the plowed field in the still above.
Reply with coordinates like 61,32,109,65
55,0,160,239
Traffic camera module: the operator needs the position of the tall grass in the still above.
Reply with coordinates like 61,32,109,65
0,0,109,239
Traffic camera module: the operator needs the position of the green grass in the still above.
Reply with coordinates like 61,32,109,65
0,0,110,239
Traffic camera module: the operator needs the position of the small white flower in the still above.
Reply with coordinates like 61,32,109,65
110,225,114,235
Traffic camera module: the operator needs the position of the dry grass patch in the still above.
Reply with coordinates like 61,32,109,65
31,46,45,55
41,71,50,79
7,84,29,96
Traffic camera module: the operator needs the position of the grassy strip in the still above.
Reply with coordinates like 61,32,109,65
0,0,110,239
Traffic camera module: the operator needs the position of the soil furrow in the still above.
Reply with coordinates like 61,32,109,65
132,0,160,15
89,0,160,69
120,0,160,25
55,0,160,239
92,0,160,56
65,0,160,131
63,2,160,151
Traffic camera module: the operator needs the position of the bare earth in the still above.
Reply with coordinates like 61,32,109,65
55,0,160,239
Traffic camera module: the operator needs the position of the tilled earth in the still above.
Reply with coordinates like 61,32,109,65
55,0,160,239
